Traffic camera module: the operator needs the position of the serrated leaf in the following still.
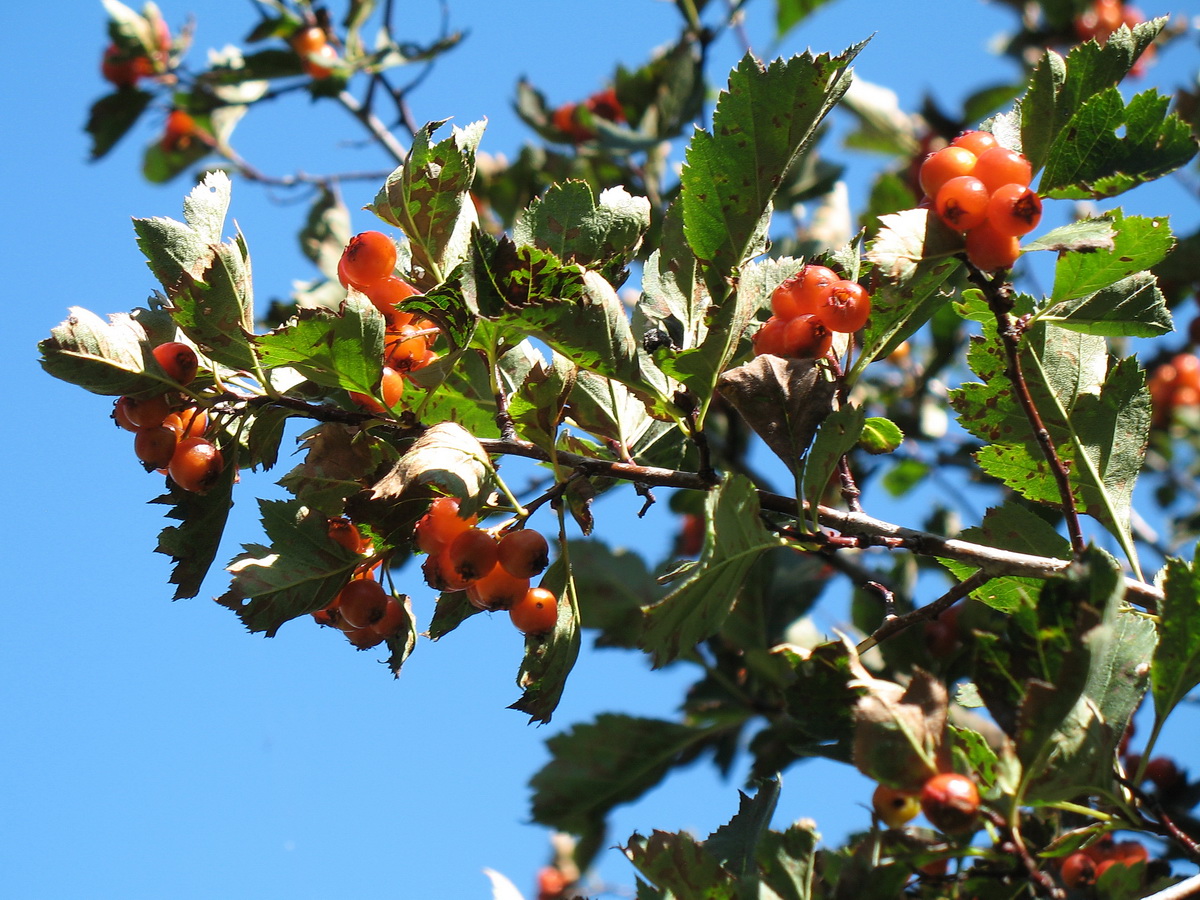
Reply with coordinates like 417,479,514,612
216,499,362,635
368,119,484,286
716,356,836,471
681,44,864,287
624,830,737,899
1039,273,1172,337
514,181,650,282
640,475,783,666
152,455,237,599
530,714,721,870
801,403,866,526
1152,552,1200,722
1022,217,1116,255
383,594,419,677
244,405,292,472
1047,211,1174,301
758,821,818,900
704,779,780,882
39,307,170,396
257,293,385,395
86,88,153,160
278,424,395,517
425,590,483,640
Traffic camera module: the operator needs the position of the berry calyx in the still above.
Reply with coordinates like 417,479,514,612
168,437,224,493
152,341,199,385
872,784,921,829
985,183,1043,237
370,598,407,637
341,231,397,289
509,586,558,635
919,772,980,834
497,529,551,578
815,280,872,333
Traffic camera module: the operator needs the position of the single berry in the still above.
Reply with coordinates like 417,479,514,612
343,624,384,650
414,498,477,554
168,437,224,493
134,425,179,470
919,772,980,834
466,565,530,611
772,265,838,319
872,784,921,829
333,578,389,629
950,130,998,158
781,314,833,359
1060,852,1098,889
364,275,420,317
509,586,559,635
290,26,327,56
935,176,990,231
302,42,339,79
752,316,790,357
972,147,1033,193
161,109,199,153
1144,756,1183,792
918,146,978,199
123,393,173,429
370,598,407,637
586,86,625,122
422,548,473,593
815,280,871,333
349,366,406,413
341,232,397,289
112,397,141,433
986,183,1043,237
447,527,500,582
965,220,1020,272
328,517,368,555
497,529,551,578
102,44,152,87
152,341,199,385
384,325,432,371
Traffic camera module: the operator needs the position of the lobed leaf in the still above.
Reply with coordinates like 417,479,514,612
39,307,172,396
152,456,238,599
1152,552,1200,722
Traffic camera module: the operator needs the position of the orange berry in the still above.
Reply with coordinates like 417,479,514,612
509,586,559,634
168,437,224,493
341,231,397,289
497,529,551,578
333,578,389,629
965,220,1021,272
414,498,477,554
918,146,978,199
752,316,790,357
134,425,179,470
447,528,500,582
935,176,990,232
781,314,833,359
950,130,998,158
972,147,1033,193
772,265,837,319
986,183,1043,237
123,393,173,429
919,773,980,834
466,565,530,611
152,341,199,385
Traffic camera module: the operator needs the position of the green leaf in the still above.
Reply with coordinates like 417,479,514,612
513,181,650,282
566,539,661,649
859,417,903,454
169,233,260,372
216,500,361,636
758,821,818,900
257,293,386,395
1022,217,1117,255
1038,273,1172,338
86,89,153,160
39,307,173,396
152,454,238,599
641,475,783,666
624,831,737,899
134,171,232,286
801,403,866,526
530,714,721,870
426,590,483,640
510,559,581,724
704,779,780,883
680,44,864,286
278,424,396,517
775,0,837,37
368,119,484,286
1152,552,1200,722
1047,212,1174,302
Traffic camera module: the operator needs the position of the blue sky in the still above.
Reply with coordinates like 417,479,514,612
4,1,1200,898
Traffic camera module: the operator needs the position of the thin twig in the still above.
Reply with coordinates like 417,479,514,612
857,570,990,654
338,89,408,164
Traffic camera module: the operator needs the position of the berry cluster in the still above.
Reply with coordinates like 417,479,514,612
918,131,1042,272
310,519,410,650
416,498,558,634
290,25,339,79
551,87,626,144
1058,836,1150,890
752,264,871,360
1148,352,1200,426
871,771,980,834
100,17,170,88
337,231,442,414
112,342,225,493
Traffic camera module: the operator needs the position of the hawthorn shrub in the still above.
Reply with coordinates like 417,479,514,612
44,0,1200,897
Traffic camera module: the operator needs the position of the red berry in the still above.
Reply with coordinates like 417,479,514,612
422,548,474,593
972,147,1033,193
333,578,389,629
162,407,208,440
1144,756,1183,791
1061,852,1098,888
414,498,477,554
752,316,790,357
509,586,559,635
918,146,978,199
134,425,179,470
290,26,327,56
466,565,530,611
497,529,551,578
168,437,224,493
815,280,871,333
965,220,1021,272
383,325,432,371
341,232,397,289
919,772,980,833
950,130,998,158
935,176,990,232
328,517,368,555
447,528,500,582
123,393,173,429
370,598,407,637
112,397,141,433
349,366,406,414
872,784,921,829
772,265,837,319
101,44,153,87
986,183,1043,237
364,275,419,318
781,314,833,359
152,341,199,385
161,110,199,153
302,43,339,79
343,624,385,650
585,87,625,123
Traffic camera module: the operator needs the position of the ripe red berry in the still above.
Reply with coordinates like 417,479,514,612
384,325,432,371
447,527,500,582
333,578,389,629
152,341,199,385
134,425,179,470
168,437,224,493
290,26,327,56
919,772,980,834
123,393,173,429
965,220,1021,272
302,42,339,79
414,498,477,554
918,146,978,199
162,407,208,440
466,565,530,611
343,624,385,650
112,397,141,433
328,517,368,555
370,598,407,637
950,130,998,158
972,147,1033,193
935,176,990,232
509,586,559,635
101,44,153,87
364,275,419,317
986,183,1043,237
422,548,474,593
815,280,872,333
1061,852,1098,888
497,529,551,578
781,314,833,359
1144,756,1183,792
752,316,790,358
341,232,397,289
161,109,199,153
772,265,837,319
349,366,406,414
872,784,921,829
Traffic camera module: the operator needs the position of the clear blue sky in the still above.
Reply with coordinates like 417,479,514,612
4,1,1200,898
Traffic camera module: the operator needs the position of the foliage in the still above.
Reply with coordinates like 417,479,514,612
49,0,1200,897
